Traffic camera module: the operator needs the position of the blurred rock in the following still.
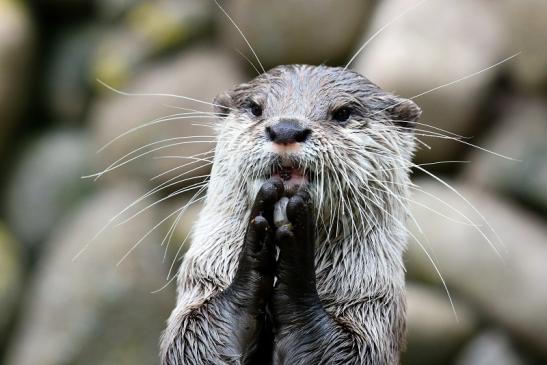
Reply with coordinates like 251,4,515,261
498,0,547,91
219,0,373,69
0,0,33,151
0,223,22,340
5,131,93,250
91,0,212,88
96,0,141,21
46,26,100,123
90,45,244,185
5,184,175,365
406,179,547,357
465,98,547,214
403,283,476,365
353,0,509,163
454,331,525,365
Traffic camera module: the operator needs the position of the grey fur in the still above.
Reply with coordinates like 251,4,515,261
161,65,420,364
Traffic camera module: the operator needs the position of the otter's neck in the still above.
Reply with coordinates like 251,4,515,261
185,164,251,288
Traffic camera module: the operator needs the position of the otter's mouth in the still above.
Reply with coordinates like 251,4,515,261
271,165,309,194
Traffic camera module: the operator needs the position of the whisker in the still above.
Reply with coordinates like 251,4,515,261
115,204,190,267
116,186,207,267
150,156,213,181
344,0,429,70
96,78,235,111
411,229,459,321
415,138,432,150
115,176,210,226
375,52,522,127
369,185,477,226
85,138,220,180
406,52,521,104
378,160,471,174
97,114,216,153
377,123,518,161
150,273,178,294
414,165,506,258
74,158,214,262
413,121,470,139
376,123,466,140
234,48,261,76
355,180,459,320
161,103,217,115
214,0,266,73
162,184,208,263
413,132,520,161
166,216,198,280
191,123,217,129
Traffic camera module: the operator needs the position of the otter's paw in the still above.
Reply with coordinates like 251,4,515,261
227,178,284,310
273,190,318,307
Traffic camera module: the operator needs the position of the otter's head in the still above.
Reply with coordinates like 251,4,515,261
212,65,420,235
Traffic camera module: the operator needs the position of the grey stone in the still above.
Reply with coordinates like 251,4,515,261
96,0,141,20
406,179,547,357
0,1,33,151
4,131,93,249
403,283,476,365
465,98,547,214
5,184,175,365
454,331,525,365
219,0,373,69
46,25,100,123
497,0,547,91
90,0,212,87
0,222,23,340
353,0,509,163
89,45,245,185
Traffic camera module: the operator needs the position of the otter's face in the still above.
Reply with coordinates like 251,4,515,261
213,65,420,230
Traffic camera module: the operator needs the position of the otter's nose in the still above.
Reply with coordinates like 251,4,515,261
265,119,312,145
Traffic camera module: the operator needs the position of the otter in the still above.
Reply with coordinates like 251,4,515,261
160,64,421,364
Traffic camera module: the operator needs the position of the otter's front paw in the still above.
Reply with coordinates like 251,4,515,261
273,190,319,311
227,178,284,310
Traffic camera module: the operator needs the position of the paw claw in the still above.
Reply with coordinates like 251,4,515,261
259,178,284,203
286,195,309,224
252,215,269,232
251,178,285,222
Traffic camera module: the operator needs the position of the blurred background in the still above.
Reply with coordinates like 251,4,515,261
0,0,546,364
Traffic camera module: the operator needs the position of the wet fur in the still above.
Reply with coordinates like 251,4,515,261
161,65,420,364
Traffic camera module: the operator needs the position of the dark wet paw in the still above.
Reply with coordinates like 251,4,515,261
274,189,317,303
251,177,285,222
277,189,313,262
226,178,284,308
285,190,311,240
245,177,284,252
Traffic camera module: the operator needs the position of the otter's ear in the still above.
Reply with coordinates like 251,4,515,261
387,98,421,130
213,91,233,118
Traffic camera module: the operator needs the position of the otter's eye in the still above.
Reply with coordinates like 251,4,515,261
332,107,352,123
248,101,263,117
